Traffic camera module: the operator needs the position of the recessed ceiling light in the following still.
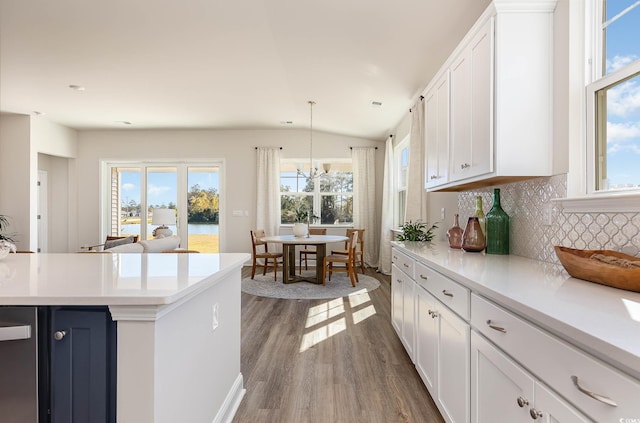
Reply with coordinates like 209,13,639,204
68,84,85,91
32,111,45,116
115,121,132,125
371,101,382,108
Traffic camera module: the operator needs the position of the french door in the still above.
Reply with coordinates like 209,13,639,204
106,162,222,253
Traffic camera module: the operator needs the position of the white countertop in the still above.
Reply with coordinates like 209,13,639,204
392,241,640,380
0,252,249,306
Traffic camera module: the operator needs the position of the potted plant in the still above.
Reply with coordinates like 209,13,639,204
397,220,438,242
0,215,16,259
293,205,317,237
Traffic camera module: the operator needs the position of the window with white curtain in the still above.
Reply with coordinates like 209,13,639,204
587,1,640,192
280,160,353,225
395,137,409,226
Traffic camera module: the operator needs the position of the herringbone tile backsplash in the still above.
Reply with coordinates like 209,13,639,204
457,174,640,263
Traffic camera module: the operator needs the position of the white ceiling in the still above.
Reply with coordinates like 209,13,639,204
0,0,490,140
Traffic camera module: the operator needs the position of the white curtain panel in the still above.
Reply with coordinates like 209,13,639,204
404,98,425,222
255,147,281,249
377,136,395,275
352,146,377,268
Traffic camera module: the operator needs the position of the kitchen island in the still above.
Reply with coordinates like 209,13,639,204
0,252,249,423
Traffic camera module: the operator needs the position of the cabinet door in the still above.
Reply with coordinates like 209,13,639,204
449,48,471,182
534,382,591,423
401,276,416,360
438,304,470,423
391,264,404,336
450,18,493,182
415,287,438,393
50,308,116,423
425,71,450,189
471,331,534,423
469,18,493,178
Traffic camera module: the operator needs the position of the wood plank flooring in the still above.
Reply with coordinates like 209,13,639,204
232,267,445,423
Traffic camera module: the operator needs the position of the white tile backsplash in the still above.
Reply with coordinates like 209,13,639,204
457,174,640,263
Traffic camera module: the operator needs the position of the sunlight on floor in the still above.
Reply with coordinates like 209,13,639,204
299,288,378,352
305,298,345,328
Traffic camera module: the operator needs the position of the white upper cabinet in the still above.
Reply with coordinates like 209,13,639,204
425,0,563,191
425,71,450,189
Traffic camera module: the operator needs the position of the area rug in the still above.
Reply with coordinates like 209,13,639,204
241,270,380,300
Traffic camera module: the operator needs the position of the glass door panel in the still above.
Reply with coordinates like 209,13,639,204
187,167,219,253
147,167,178,240
118,168,142,238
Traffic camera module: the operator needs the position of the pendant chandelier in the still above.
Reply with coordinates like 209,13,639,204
297,100,330,179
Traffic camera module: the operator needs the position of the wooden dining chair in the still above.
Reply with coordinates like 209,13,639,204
250,229,283,281
331,228,365,274
298,228,327,273
322,229,358,287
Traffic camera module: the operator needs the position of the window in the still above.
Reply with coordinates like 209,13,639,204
395,138,409,226
106,162,222,252
280,160,353,225
588,1,640,192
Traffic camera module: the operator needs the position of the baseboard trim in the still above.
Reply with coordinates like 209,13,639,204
212,373,245,423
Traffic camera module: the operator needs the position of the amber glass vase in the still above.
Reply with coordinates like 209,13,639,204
462,217,486,252
486,188,510,255
446,214,464,249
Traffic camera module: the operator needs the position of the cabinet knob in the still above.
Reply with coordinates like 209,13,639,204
516,396,529,408
54,330,66,341
428,310,438,319
529,408,543,419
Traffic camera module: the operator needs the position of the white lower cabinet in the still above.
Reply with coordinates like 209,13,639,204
471,331,590,423
391,249,416,361
415,282,470,423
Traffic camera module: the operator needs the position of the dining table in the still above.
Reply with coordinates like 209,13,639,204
259,234,348,284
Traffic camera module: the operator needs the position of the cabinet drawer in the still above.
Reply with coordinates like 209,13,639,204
471,294,640,421
392,248,414,279
415,262,469,320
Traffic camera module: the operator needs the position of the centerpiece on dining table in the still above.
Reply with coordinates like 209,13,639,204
293,205,318,238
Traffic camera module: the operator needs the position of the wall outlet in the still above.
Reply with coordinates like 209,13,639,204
440,207,446,220
212,303,219,331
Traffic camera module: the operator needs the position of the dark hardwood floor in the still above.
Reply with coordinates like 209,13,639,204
232,267,445,423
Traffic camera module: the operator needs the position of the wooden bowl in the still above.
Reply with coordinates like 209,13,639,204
554,246,640,292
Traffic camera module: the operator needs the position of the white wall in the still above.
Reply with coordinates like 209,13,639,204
76,129,384,254
0,114,32,249
0,114,78,251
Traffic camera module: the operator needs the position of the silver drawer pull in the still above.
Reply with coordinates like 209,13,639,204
442,290,453,297
393,255,398,260
429,310,438,319
571,376,618,407
403,263,410,268
419,274,428,280
516,396,529,408
486,320,507,333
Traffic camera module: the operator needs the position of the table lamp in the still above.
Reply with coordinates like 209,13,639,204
152,208,175,238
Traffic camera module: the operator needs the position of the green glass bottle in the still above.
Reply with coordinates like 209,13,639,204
486,188,509,254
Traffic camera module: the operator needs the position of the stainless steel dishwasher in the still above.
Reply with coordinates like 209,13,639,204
0,306,39,422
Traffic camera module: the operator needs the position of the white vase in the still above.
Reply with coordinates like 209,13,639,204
293,223,307,237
